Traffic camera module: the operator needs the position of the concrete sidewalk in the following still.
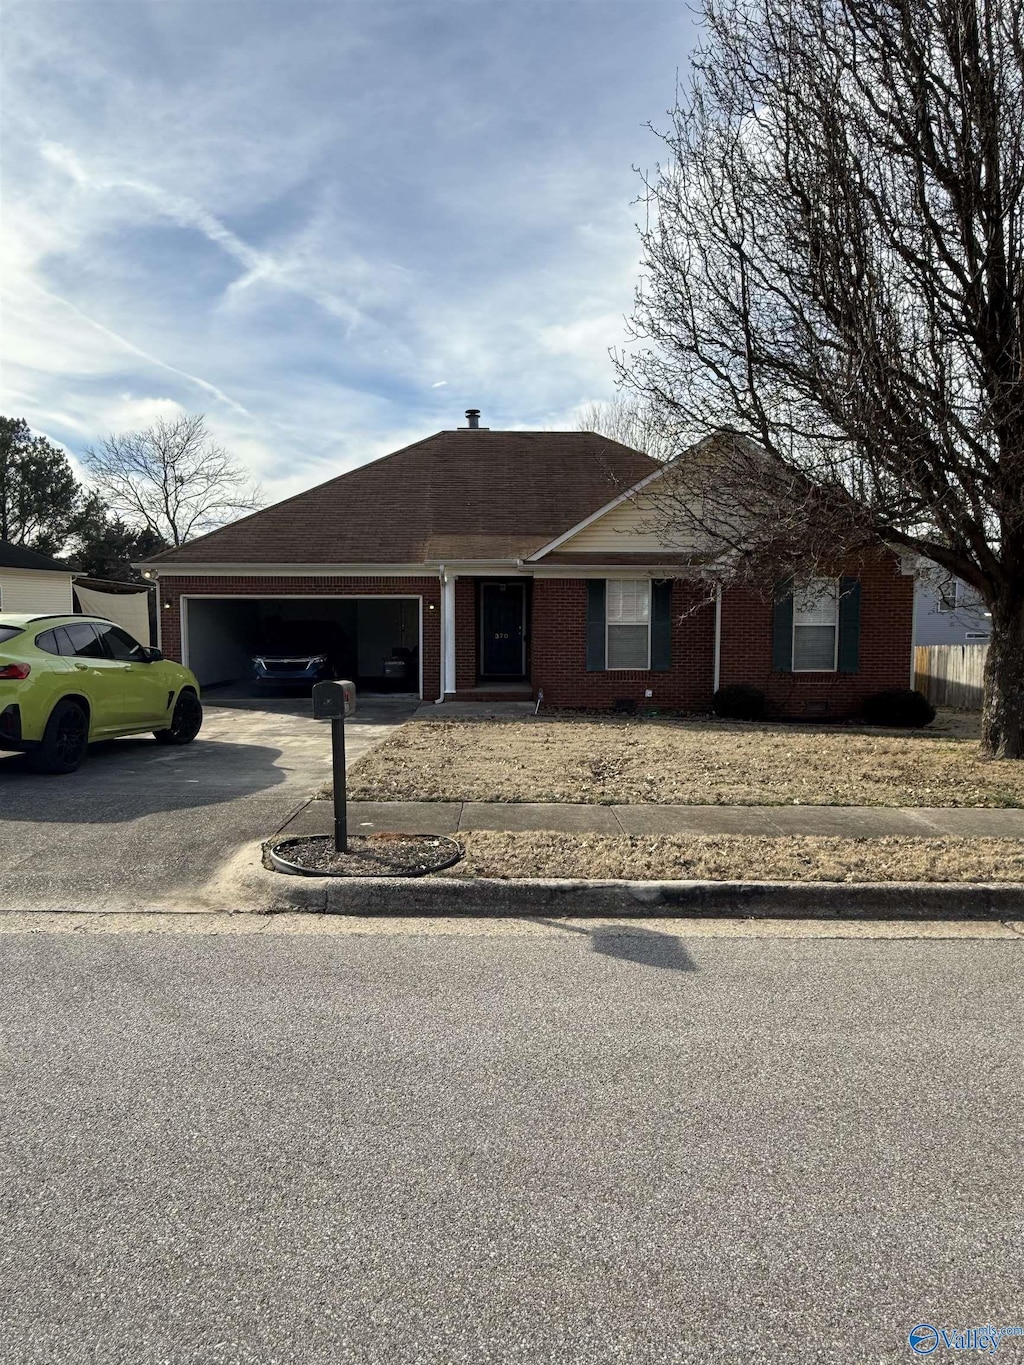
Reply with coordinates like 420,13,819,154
279,798,1024,839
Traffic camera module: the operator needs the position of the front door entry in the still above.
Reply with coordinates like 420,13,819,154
480,582,526,677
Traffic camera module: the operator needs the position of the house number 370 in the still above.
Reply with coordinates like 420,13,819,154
494,632,509,639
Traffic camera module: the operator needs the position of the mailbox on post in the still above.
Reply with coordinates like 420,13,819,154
312,679,356,721
312,679,356,852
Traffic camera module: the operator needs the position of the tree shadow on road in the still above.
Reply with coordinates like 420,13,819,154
532,918,698,973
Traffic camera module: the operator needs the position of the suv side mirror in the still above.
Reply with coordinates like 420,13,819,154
140,646,164,663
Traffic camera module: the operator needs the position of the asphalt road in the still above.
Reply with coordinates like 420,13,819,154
1,924,1022,1364
0,692,415,911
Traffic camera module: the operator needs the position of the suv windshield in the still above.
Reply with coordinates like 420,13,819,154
0,626,24,644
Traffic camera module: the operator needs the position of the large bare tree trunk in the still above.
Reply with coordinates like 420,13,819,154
981,600,1024,758
618,0,1024,754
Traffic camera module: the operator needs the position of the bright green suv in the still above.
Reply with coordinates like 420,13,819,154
0,614,202,774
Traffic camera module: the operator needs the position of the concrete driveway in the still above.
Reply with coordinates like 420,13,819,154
0,689,417,912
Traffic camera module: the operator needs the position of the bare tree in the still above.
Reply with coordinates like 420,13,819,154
618,0,1024,757
575,396,678,461
83,414,263,547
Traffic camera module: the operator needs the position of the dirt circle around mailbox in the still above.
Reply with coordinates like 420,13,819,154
269,833,464,878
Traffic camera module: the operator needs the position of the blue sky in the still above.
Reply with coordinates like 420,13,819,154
3,0,695,502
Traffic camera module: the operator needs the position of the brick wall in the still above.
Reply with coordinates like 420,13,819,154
156,575,442,699
160,555,913,716
531,552,914,716
718,550,914,717
454,578,477,692
531,578,716,709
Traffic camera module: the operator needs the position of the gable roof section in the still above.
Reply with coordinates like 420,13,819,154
147,430,658,567
0,540,72,573
527,432,767,564
526,462,670,560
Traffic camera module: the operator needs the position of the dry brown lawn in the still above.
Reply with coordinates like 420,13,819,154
346,708,1024,808
447,831,1024,882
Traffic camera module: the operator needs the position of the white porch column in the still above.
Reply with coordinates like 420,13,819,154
443,573,457,695
712,584,722,693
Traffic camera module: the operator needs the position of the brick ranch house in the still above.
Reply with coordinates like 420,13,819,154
143,414,916,716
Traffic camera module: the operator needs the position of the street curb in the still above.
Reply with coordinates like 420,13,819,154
255,860,1024,918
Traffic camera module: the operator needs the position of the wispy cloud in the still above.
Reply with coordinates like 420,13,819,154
39,141,368,330
2,0,695,501
19,276,253,417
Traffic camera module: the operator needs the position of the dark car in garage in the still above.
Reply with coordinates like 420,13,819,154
251,619,353,690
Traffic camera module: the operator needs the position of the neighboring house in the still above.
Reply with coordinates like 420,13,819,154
142,414,916,718
0,541,74,616
914,574,991,646
0,542,153,643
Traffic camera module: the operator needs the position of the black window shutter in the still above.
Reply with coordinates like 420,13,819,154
838,576,861,673
651,580,672,672
586,580,606,671
772,578,794,672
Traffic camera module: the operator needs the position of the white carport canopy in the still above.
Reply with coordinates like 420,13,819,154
74,582,152,645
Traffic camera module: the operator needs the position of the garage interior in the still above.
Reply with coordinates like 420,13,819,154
182,596,421,694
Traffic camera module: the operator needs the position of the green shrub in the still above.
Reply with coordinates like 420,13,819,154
862,688,936,728
712,684,767,721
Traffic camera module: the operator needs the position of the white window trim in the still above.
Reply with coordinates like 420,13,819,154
606,579,652,671
936,579,961,613
792,576,839,673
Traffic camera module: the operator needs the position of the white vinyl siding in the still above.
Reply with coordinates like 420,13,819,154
792,578,838,671
606,579,651,669
0,568,74,616
560,491,709,555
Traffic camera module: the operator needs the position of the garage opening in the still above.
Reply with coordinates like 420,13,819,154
181,596,422,696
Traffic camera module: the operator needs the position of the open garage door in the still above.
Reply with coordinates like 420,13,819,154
181,596,422,696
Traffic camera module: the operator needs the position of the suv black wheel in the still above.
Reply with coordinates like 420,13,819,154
28,699,90,774
154,690,203,745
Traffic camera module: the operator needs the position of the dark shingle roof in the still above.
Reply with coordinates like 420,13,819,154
147,430,659,566
0,541,71,573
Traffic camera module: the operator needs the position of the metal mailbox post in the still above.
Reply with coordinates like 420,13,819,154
312,680,357,853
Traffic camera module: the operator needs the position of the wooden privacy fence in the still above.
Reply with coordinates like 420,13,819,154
914,644,988,709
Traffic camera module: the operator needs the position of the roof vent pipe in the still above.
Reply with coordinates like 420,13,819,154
465,408,480,429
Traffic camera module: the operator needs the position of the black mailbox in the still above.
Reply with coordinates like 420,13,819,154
312,679,356,720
